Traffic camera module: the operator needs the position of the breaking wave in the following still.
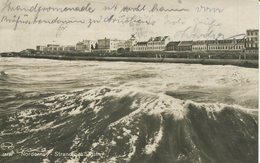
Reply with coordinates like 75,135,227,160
0,87,258,163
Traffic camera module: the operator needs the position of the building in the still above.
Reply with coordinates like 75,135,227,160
116,35,137,52
165,41,180,51
76,41,89,52
123,40,135,51
64,45,76,51
207,39,245,52
133,36,171,52
47,44,60,52
117,40,135,51
126,34,137,51
192,41,208,52
98,38,110,51
57,46,75,52
177,41,193,51
76,40,96,52
133,42,148,51
117,40,128,49
147,36,171,51
57,46,64,51
97,38,125,52
245,29,258,54
36,46,47,51
165,41,193,52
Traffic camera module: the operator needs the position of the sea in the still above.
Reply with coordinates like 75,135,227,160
0,57,258,163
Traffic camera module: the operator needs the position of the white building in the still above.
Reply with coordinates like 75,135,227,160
47,44,60,51
208,39,245,52
133,42,148,51
133,36,171,52
97,38,125,52
147,36,171,51
192,41,208,52
36,46,47,51
245,29,258,54
122,35,137,51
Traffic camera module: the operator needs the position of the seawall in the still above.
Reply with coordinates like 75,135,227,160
10,55,258,68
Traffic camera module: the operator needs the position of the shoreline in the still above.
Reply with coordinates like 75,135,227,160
1,55,258,68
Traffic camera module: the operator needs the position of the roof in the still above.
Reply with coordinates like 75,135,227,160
217,40,233,44
192,40,207,45
136,42,148,45
207,40,216,44
148,36,169,42
208,39,245,45
47,44,59,46
236,39,245,43
178,41,193,46
247,29,258,32
166,41,180,47
162,36,169,41
153,37,162,41
184,38,246,45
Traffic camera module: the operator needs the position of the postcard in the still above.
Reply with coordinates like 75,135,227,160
0,0,258,163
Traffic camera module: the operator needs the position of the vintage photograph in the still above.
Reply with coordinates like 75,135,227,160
0,0,258,162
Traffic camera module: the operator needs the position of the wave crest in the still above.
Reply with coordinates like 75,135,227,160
0,87,258,163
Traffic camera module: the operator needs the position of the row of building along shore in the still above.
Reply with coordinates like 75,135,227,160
36,29,258,54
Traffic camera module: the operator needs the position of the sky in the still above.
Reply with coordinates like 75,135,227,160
0,0,258,52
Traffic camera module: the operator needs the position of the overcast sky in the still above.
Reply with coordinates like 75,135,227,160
0,0,258,52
